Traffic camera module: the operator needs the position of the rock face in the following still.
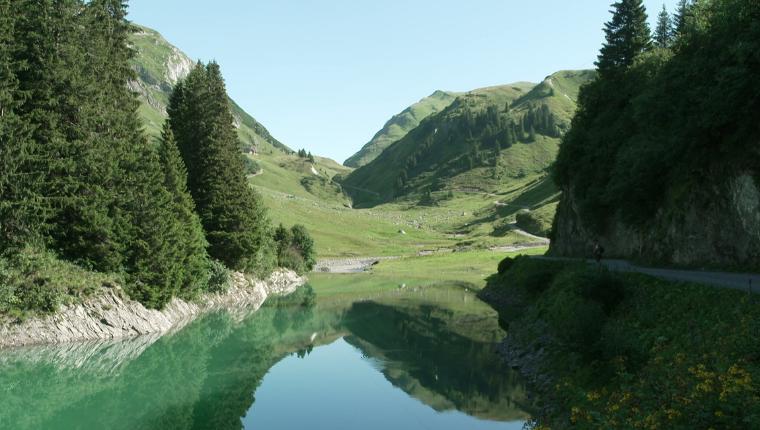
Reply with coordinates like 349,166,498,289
550,173,760,268
0,269,305,349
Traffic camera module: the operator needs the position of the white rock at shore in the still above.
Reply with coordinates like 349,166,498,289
0,269,306,349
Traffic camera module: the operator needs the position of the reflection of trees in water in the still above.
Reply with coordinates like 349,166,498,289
343,301,532,421
0,293,531,429
0,308,324,430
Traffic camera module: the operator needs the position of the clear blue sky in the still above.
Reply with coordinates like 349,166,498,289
127,0,678,163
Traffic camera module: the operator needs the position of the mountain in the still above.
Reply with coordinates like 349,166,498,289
344,90,460,168
341,71,595,208
129,25,290,154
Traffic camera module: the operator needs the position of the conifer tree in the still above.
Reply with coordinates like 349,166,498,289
124,139,187,309
168,62,275,272
158,122,211,298
0,0,37,247
596,0,652,77
654,5,674,48
1,0,224,309
12,0,87,252
673,0,691,37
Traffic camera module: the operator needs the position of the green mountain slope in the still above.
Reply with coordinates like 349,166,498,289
129,25,290,154
342,71,595,208
344,90,460,168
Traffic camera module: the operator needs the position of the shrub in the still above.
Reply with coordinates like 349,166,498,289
0,246,113,316
548,267,627,313
277,247,306,274
506,256,566,297
242,157,261,175
0,259,19,314
541,286,606,356
274,224,316,274
497,256,516,274
539,268,628,354
515,210,542,235
207,260,232,294
577,270,626,314
16,279,61,313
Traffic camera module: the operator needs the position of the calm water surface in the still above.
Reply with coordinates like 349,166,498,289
0,283,531,429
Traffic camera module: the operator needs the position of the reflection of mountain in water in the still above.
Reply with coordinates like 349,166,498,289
343,301,531,422
0,288,531,429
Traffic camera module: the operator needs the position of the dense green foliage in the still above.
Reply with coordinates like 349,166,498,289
155,123,211,300
481,258,760,429
168,62,276,274
0,246,117,320
595,0,652,78
0,0,220,310
0,1,310,313
554,0,760,232
274,224,316,274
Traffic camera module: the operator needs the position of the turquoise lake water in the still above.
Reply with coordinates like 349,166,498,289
0,284,530,429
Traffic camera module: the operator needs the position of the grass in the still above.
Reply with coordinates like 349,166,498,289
0,246,120,321
310,248,548,301
252,150,557,258
344,90,460,167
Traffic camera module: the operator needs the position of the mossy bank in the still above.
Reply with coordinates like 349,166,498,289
479,257,760,429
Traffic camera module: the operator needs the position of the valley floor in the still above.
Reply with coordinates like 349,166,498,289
249,151,557,260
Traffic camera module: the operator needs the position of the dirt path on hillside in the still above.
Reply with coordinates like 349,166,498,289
508,223,550,244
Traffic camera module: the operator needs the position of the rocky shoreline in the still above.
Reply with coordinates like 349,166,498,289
0,269,306,349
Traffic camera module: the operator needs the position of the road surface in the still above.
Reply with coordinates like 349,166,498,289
537,257,760,294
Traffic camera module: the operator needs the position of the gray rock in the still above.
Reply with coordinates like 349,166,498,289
0,269,305,349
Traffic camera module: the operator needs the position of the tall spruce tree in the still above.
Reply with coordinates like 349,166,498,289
12,0,92,256
596,0,652,77
168,62,275,272
654,5,674,48
0,0,38,248
124,137,187,309
673,0,691,37
83,0,209,308
53,0,136,271
158,122,211,298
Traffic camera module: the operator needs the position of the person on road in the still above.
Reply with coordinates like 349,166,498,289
593,240,604,265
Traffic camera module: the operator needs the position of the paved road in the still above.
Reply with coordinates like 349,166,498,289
536,257,760,294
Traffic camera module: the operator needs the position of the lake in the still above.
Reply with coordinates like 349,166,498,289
0,282,530,429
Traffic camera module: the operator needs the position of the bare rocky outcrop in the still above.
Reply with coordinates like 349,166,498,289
550,173,760,268
0,269,305,349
